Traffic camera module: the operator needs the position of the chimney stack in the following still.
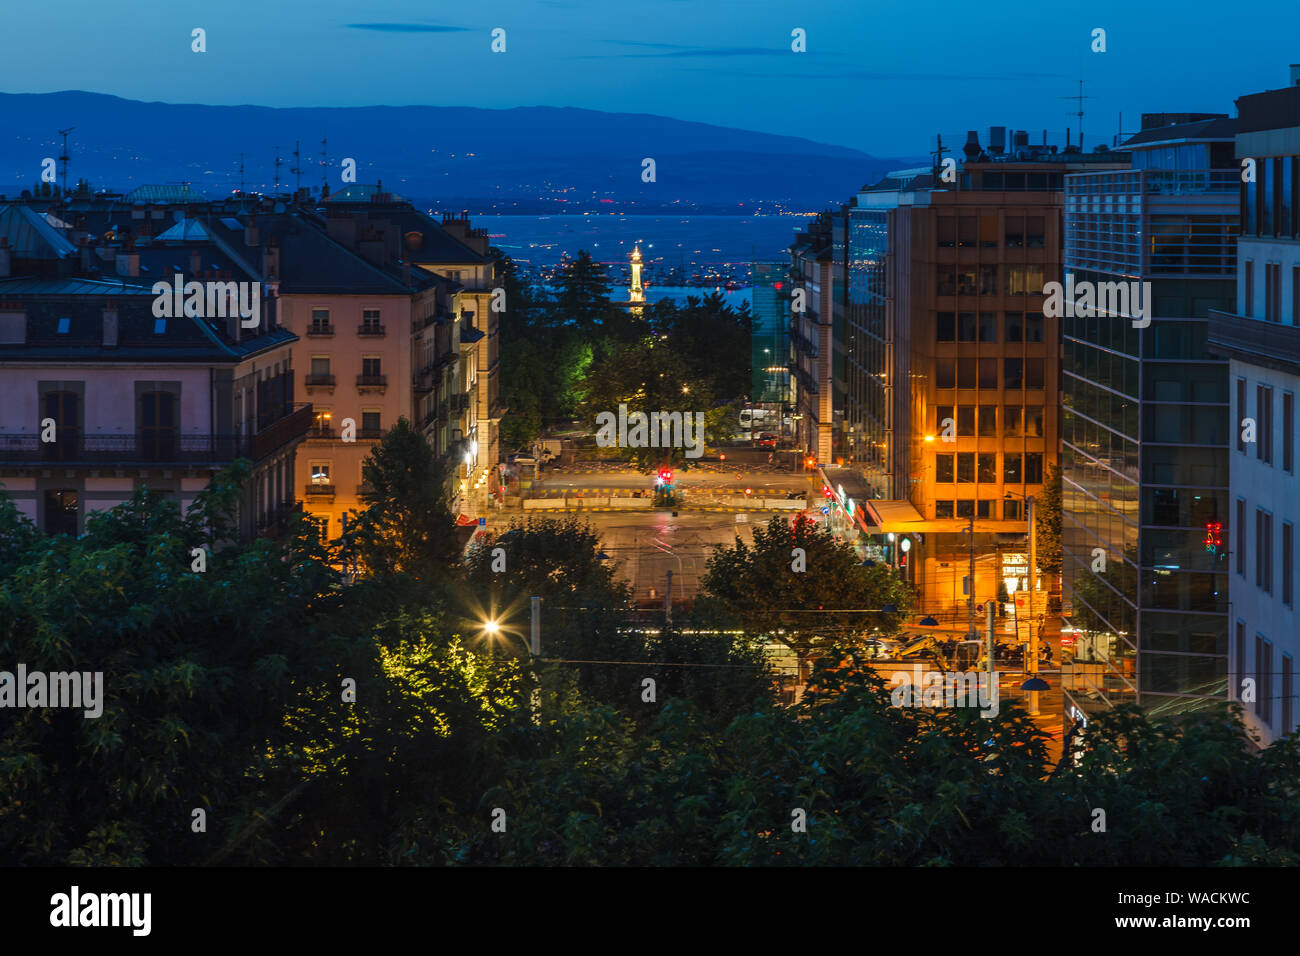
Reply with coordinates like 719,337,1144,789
245,216,259,247
101,300,118,348
262,236,280,280
189,248,201,278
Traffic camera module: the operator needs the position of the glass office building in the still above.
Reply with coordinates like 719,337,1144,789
1062,115,1240,722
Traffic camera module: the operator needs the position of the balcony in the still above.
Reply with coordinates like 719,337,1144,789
305,374,336,391
250,403,314,461
306,324,335,337
358,323,385,336
358,428,383,440
0,404,313,467
304,482,336,498
357,374,388,393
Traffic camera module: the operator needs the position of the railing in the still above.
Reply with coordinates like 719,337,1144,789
0,405,312,466
305,374,336,387
1066,168,1239,197
306,324,335,336
358,323,385,336
304,483,336,497
250,403,313,460
357,374,388,388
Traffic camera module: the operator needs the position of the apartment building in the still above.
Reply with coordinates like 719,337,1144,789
1207,69,1300,744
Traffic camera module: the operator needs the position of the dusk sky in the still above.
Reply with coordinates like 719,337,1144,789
2,0,1296,157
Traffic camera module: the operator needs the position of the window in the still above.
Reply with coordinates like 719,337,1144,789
937,269,956,297
1236,621,1246,700
936,454,954,482
979,266,998,295
361,409,382,434
362,309,382,332
1005,217,1025,248
937,361,955,389
310,461,332,484
977,453,996,483
1025,359,1045,389
310,309,331,333
139,390,177,460
956,499,975,518
1257,636,1273,725
1026,406,1044,437
958,312,977,341
937,405,954,437
1257,509,1273,594
1285,392,1294,473
1024,313,1044,342
1284,521,1294,607
1293,267,1300,325
957,452,975,483
1237,379,1247,452
957,217,977,248
937,218,956,248
958,358,977,388
1245,261,1254,316
978,359,998,388
311,356,331,377
153,318,166,335
1259,385,1274,464
1026,216,1045,248
1267,264,1282,322
43,489,78,536
42,390,80,461
1025,453,1044,484
1004,406,1022,437
957,406,974,436
958,268,977,296
362,356,382,378
936,501,954,518
978,311,998,342
978,405,997,436
1004,359,1024,388
1004,453,1022,483
977,500,992,518
1238,498,1247,578
56,317,70,334
312,407,332,435
1005,312,1023,342
937,312,955,341
1284,655,1294,735
1006,265,1044,295
1004,499,1021,520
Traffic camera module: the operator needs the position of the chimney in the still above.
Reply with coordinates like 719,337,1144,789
0,238,10,278
1291,64,1300,86
963,130,981,160
262,236,280,280
245,216,259,247
189,248,201,278
1013,130,1029,150
101,300,118,348
117,251,139,277
987,126,1006,156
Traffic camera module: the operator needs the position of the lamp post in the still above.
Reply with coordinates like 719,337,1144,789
1006,491,1043,714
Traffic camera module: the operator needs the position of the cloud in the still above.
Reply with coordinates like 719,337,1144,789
576,46,787,59
692,68,1070,81
346,23,469,33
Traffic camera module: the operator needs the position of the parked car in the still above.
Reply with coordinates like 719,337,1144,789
757,433,778,447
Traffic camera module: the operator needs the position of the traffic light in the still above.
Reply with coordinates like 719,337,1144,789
659,469,673,484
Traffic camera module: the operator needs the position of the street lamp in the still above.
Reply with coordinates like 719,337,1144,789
1005,490,1046,714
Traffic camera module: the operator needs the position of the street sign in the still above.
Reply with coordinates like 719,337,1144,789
478,517,486,527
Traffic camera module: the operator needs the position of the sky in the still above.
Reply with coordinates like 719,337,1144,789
1,0,1296,158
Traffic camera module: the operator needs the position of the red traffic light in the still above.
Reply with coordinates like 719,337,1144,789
660,470,673,483
744,487,752,495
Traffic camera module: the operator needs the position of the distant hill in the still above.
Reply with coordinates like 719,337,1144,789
0,91,920,208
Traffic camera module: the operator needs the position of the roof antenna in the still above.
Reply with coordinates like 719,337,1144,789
291,140,302,193
930,133,949,178
57,127,75,197
1061,80,1094,150
273,146,283,194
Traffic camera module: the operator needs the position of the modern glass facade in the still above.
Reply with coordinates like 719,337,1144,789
751,261,790,405
846,206,891,498
1062,139,1239,721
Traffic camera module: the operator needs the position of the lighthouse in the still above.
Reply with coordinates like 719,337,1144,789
629,245,645,304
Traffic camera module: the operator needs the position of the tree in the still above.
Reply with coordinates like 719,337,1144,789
344,417,460,582
699,514,913,668
1036,462,1063,575
554,250,615,334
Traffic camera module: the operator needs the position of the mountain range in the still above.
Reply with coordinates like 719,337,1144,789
0,91,922,209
